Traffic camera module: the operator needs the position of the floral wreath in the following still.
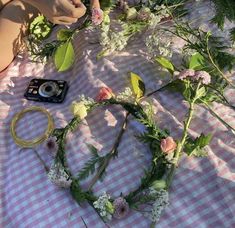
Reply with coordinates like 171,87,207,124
41,65,215,225
45,85,176,224
10,68,215,225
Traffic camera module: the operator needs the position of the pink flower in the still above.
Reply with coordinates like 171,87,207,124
91,8,104,25
160,136,177,154
113,197,129,219
194,71,211,85
178,69,195,80
96,87,114,102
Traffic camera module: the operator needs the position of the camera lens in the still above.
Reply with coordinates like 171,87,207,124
45,85,53,92
39,81,59,98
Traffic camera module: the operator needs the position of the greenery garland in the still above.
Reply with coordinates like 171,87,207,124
38,69,212,225
46,94,173,223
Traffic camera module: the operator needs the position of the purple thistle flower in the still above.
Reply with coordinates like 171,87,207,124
194,71,211,85
113,197,129,219
178,69,195,80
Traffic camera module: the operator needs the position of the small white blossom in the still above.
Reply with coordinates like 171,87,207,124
47,162,72,188
78,94,95,107
143,188,169,222
116,87,135,102
93,192,114,221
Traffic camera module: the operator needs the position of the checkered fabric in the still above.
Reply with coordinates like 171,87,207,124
0,1,235,227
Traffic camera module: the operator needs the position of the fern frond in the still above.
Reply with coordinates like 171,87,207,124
211,0,235,29
230,27,235,42
77,145,100,180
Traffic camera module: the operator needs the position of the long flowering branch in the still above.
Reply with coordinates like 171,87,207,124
166,82,201,188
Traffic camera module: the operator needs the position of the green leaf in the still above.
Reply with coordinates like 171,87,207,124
151,180,167,190
100,0,116,12
184,133,212,157
70,180,87,203
57,29,74,41
29,15,53,40
155,57,174,75
54,41,75,72
52,128,64,138
183,87,192,102
197,133,213,148
130,72,145,100
86,144,98,155
195,87,206,100
189,52,205,70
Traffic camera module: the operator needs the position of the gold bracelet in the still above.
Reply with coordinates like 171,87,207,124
10,106,54,148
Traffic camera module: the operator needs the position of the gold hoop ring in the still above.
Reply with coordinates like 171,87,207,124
10,106,54,148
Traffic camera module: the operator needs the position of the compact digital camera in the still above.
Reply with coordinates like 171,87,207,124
24,78,69,103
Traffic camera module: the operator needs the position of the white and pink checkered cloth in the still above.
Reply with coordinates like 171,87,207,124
0,1,235,227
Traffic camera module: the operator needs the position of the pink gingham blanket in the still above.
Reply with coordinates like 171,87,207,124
0,1,235,227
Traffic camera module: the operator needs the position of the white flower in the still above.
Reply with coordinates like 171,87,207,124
93,192,114,221
70,101,88,119
47,162,72,188
78,95,95,107
143,188,169,222
116,87,135,102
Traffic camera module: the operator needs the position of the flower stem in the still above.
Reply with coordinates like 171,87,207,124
201,101,235,134
88,112,130,190
32,149,49,172
145,80,174,98
166,82,200,188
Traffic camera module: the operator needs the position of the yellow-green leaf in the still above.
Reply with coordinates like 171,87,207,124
189,52,205,70
29,15,52,40
130,72,145,100
57,29,73,41
155,57,174,74
151,180,167,190
54,41,75,72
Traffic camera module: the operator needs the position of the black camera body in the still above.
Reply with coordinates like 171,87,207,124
24,78,69,103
